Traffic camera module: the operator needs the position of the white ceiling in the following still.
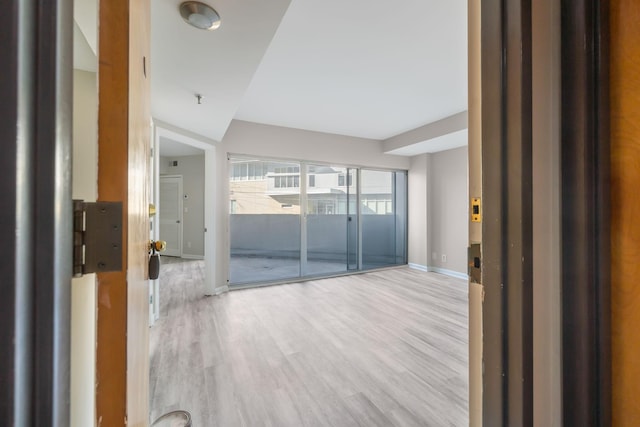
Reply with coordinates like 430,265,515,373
159,137,204,157
73,0,97,72
234,0,468,140
73,22,96,72
75,0,468,154
386,129,468,156
150,0,292,142
74,0,97,55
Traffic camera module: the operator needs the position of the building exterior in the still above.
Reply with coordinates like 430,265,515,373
229,158,394,215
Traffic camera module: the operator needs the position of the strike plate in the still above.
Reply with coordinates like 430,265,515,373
471,197,482,222
73,200,123,276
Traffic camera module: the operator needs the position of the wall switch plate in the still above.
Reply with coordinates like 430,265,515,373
442,254,447,262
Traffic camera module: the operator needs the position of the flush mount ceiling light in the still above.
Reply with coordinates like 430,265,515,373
179,1,221,31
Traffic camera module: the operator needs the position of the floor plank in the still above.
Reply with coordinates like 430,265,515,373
150,258,469,426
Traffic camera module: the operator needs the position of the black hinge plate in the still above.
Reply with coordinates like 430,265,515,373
74,200,123,276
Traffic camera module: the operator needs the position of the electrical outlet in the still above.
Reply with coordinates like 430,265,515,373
432,252,437,260
441,254,447,263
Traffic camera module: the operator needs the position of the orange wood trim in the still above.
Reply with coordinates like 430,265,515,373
96,0,151,423
96,0,129,424
611,0,640,424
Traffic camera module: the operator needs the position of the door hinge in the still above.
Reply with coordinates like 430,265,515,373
73,200,123,277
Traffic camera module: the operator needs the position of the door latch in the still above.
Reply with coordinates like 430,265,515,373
468,242,481,284
73,200,123,277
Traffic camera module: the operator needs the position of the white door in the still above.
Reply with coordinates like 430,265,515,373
160,175,183,257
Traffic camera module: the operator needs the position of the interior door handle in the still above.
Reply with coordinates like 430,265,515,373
176,220,180,223
148,240,166,280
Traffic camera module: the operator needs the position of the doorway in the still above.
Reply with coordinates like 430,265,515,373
150,124,215,329
159,175,183,257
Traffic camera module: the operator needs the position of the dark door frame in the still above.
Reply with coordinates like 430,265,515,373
560,1,611,425
481,0,610,425
481,0,534,425
0,0,73,425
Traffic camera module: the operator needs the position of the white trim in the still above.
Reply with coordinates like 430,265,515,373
154,119,218,148
428,266,469,281
409,263,469,281
408,263,429,272
209,285,228,296
181,254,204,260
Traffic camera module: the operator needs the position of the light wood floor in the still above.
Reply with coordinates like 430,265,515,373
150,259,469,426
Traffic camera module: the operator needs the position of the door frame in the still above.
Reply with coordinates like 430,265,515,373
478,0,611,425
95,0,152,424
480,0,534,425
159,174,184,258
560,0,611,424
0,0,73,424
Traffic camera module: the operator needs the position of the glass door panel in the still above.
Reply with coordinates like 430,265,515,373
393,171,408,265
346,168,359,270
229,158,301,284
360,169,408,269
304,164,349,276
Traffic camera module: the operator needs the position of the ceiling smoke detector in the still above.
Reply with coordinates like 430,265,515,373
179,1,221,31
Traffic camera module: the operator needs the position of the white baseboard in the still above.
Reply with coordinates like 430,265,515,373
428,266,469,281
408,263,429,272
181,254,204,260
206,285,229,296
409,263,469,281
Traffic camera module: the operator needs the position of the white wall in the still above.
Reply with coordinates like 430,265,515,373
223,120,411,170
427,147,469,275
160,155,205,257
408,154,429,267
71,69,97,427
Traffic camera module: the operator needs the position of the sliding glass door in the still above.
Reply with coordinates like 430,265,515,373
346,168,359,271
360,169,407,270
303,165,358,276
229,158,301,284
229,157,407,286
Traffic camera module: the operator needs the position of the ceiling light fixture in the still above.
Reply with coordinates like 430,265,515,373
179,1,221,31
